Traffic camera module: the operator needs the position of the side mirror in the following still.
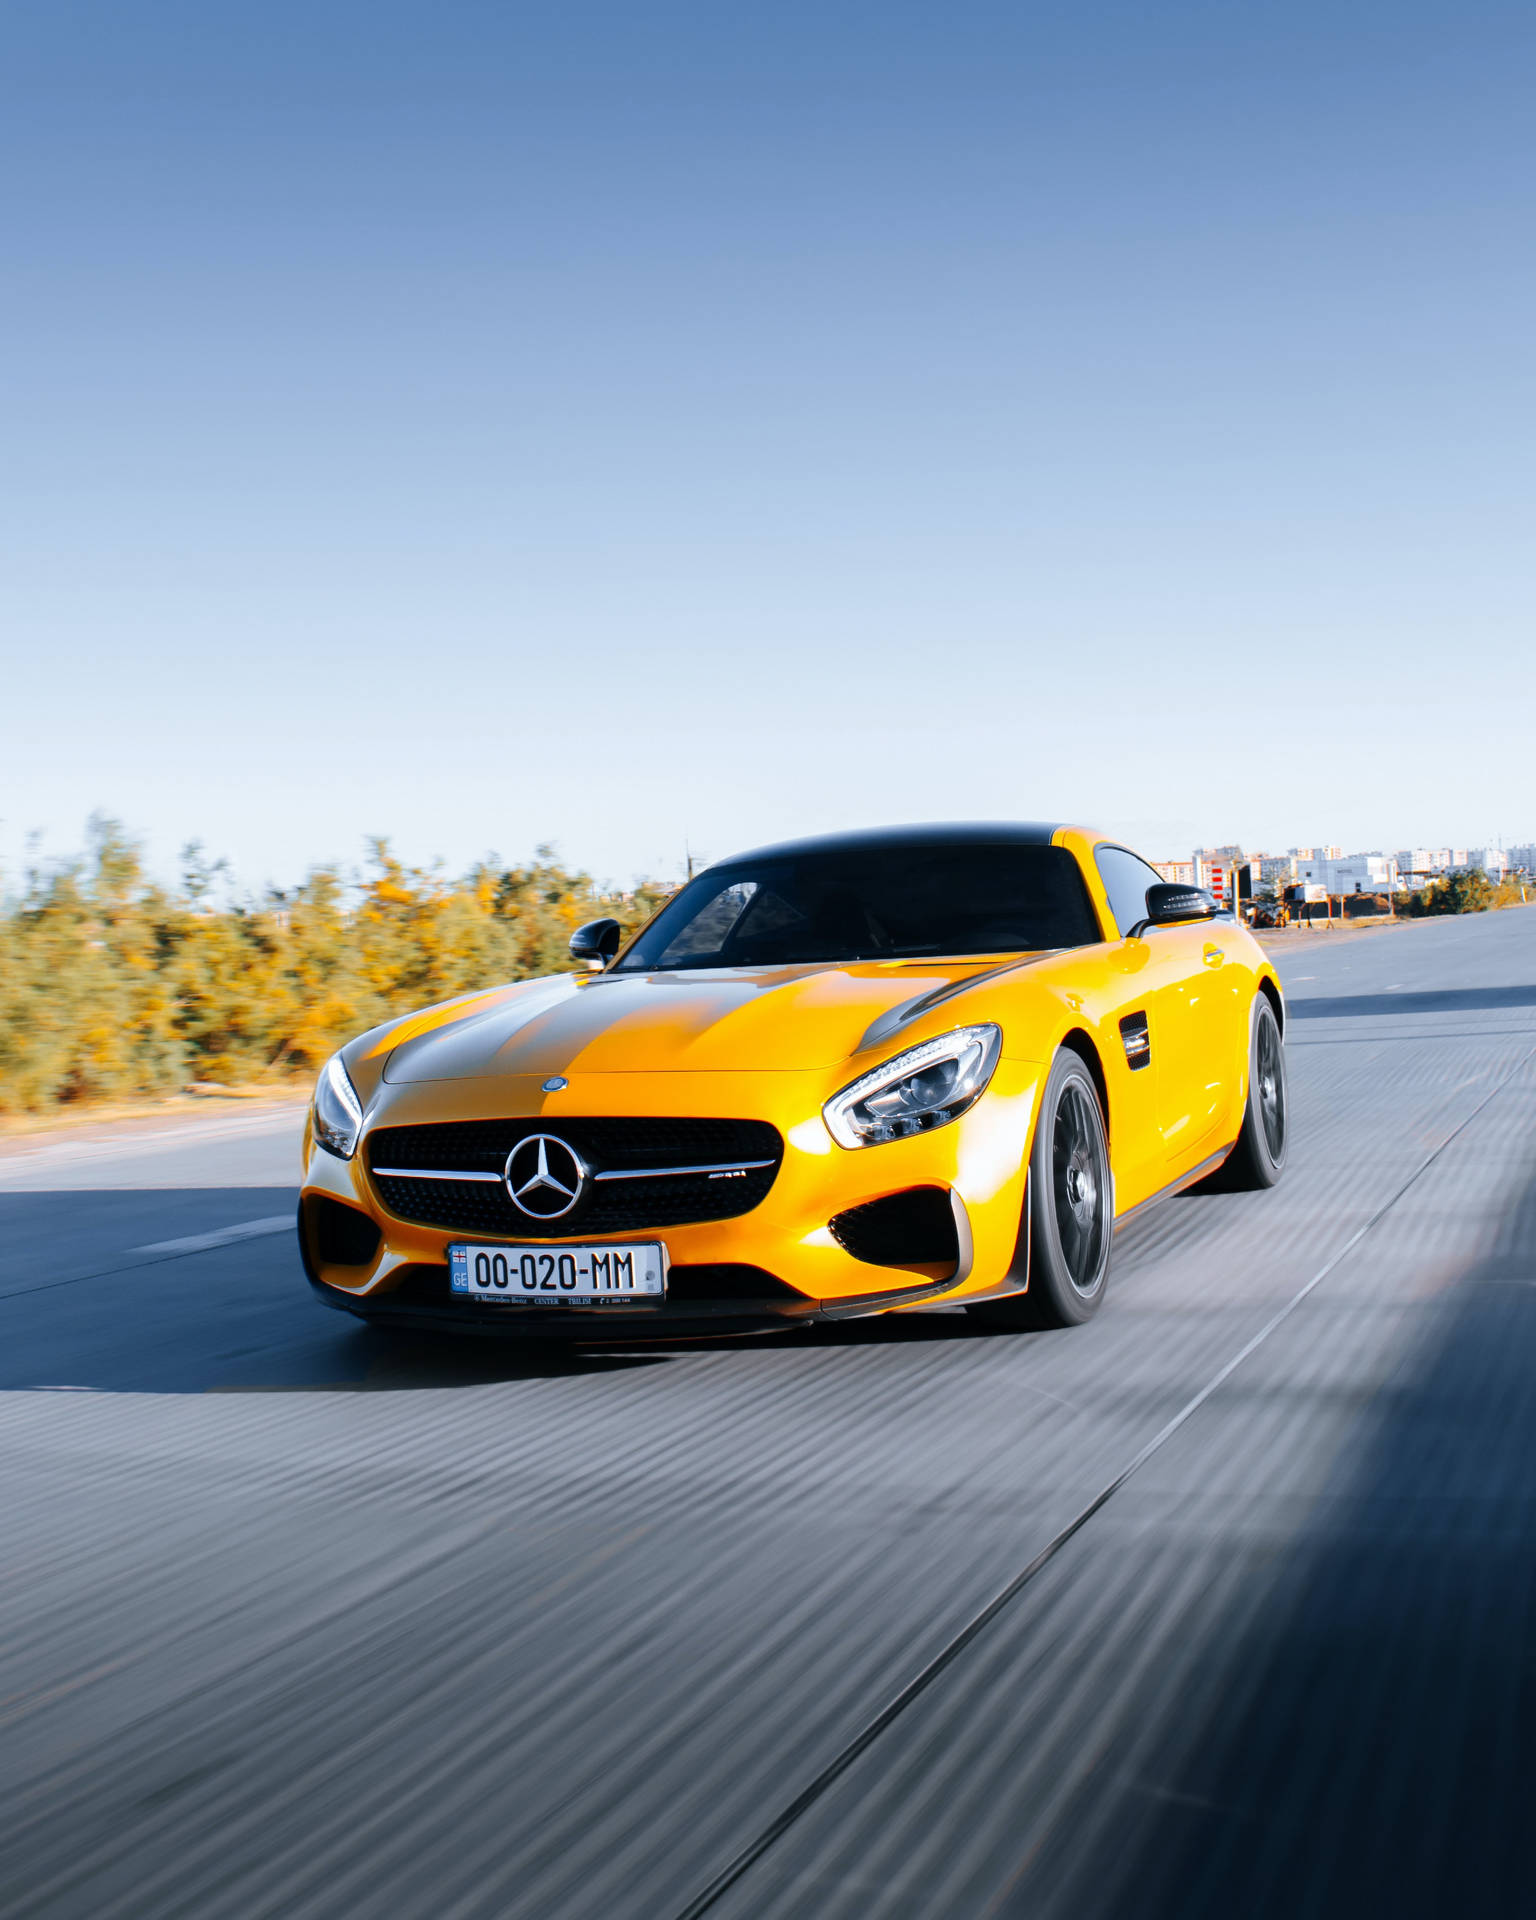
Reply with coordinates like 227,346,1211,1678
1129,884,1219,937
569,917,622,969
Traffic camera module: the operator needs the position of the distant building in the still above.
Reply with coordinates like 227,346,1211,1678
1192,845,1244,889
1396,848,1452,878
1152,859,1196,887
1507,843,1536,874
1295,852,1399,895
1471,849,1509,878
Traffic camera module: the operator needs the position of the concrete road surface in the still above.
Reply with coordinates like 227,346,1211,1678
2,909,1534,1918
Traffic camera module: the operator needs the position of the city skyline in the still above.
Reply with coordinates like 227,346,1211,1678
5,812,1533,904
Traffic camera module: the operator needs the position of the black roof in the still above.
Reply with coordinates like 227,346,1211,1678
715,821,1068,867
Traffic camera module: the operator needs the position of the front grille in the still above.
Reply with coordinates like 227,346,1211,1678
366,1118,783,1239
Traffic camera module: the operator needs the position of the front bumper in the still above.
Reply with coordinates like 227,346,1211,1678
298,1060,1044,1333
303,1270,826,1340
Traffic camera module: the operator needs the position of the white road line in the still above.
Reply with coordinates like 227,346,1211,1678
131,1216,293,1256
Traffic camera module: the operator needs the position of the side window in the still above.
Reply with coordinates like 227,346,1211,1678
1094,846,1165,938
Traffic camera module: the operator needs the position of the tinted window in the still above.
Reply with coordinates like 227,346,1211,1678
1095,845,1165,937
617,844,1101,971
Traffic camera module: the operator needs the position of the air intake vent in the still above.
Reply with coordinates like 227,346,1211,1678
313,1196,382,1267
664,1265,808,1303
828,1187,958,1269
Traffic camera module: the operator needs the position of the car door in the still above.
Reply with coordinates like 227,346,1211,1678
1149,920,1242,1166
1182,913,1250,1156
1090,846,1190,1201
1092,846,1230,1175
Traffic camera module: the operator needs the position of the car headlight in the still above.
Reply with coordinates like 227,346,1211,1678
313,1052,364,1160
823,1025,1002,1149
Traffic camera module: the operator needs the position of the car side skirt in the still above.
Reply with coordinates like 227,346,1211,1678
1112,1144,1236,1230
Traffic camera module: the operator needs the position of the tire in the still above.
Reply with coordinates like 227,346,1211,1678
1220,993,1288,1189
967,1049,1113,1330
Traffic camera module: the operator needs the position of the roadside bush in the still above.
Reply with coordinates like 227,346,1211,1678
1396,871,1530,917
0,820,671,1114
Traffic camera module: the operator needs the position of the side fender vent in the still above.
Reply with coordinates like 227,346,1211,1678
1119,1011,1151,1071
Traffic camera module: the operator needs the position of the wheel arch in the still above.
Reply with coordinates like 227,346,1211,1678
1058,1026,1111,1142
1257,972,1284,1034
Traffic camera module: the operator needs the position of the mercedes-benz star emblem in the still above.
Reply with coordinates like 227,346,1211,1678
504,1133,588,1220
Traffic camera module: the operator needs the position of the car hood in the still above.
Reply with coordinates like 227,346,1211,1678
377,961,1014,1084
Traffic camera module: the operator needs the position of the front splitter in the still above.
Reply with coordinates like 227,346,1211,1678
306,1275,819,1341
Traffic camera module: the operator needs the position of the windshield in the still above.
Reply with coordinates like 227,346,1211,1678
616,844,1101,971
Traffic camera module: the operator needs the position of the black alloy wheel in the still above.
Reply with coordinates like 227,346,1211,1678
1221,993,1288,1190
1051,1077,1110,1297
968,1048,1113,1330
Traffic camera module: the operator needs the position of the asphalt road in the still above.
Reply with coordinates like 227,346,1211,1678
3,909,1535,1918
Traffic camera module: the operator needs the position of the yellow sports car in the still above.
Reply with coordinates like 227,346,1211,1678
298,824,1287,1337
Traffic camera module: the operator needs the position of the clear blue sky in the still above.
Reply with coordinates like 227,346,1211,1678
3,0,1533,892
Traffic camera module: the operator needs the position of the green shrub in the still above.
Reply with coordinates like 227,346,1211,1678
1396,870,1533,917
1400,870,1490,916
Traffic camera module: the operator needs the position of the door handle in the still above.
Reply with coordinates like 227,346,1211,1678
1202,944,1224,967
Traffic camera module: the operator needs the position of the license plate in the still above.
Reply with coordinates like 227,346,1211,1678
448,1241,667,1306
